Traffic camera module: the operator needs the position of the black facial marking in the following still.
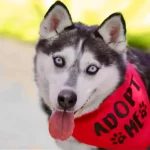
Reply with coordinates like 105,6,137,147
94,30,104,41
64,24,76,31
83,34,123,65
36,30,78,55
36,39,49,54
36,23,99,55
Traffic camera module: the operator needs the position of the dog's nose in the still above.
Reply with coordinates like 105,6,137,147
58,90,77,109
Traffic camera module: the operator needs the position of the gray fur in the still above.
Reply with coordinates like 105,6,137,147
66,40,84,87
65,60,80,87
34,1,150,150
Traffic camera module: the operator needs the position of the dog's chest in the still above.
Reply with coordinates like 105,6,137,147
73,63,150,149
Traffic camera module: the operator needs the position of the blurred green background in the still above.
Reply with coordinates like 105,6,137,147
0,0,150,50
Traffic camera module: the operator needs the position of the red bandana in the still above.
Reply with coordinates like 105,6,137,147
73,63,150,150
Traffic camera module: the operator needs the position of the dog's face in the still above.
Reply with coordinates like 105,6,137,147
35,1,127,117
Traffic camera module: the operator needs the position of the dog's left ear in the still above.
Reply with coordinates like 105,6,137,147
39,1,73,39
97,13,127,53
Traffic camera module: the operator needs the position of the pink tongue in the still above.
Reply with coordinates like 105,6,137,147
49,110,74,141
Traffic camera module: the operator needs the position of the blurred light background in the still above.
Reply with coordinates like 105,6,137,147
0,0,150,149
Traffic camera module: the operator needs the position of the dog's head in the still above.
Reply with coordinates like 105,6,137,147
35,1,127,117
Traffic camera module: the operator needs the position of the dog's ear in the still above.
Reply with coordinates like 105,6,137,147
96,13,127,53
39,1,73,39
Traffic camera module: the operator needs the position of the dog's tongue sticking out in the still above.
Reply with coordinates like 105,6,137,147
49,110,74,141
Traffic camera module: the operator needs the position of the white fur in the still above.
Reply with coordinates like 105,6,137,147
39,4,72,39
98,15,126,53
36,46,77,110
74,52,120,117
36,45,120,117
56,136,97,150
36,52,52,109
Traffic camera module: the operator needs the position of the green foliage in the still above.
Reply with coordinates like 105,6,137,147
0,0,150,50
128,34,150,50
0,0,46,43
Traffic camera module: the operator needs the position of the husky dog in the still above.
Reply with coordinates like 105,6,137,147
34,1,150,150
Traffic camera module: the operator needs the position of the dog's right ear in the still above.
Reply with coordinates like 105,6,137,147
39,1,73,39
96,13,126,53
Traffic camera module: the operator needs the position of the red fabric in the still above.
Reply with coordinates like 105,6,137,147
73,63,150,150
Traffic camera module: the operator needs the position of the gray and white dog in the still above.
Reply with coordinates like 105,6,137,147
34,1,150,150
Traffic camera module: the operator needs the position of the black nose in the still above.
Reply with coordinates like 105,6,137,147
58,90,77,109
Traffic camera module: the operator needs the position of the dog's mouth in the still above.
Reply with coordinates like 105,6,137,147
74,88,97,115
49,89,97,141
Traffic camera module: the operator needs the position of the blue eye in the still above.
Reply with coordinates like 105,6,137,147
53,56,65,68
86,65,99,75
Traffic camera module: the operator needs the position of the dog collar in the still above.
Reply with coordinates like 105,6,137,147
73,62,150,149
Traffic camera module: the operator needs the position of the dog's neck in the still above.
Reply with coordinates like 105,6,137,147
72,62,150,149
